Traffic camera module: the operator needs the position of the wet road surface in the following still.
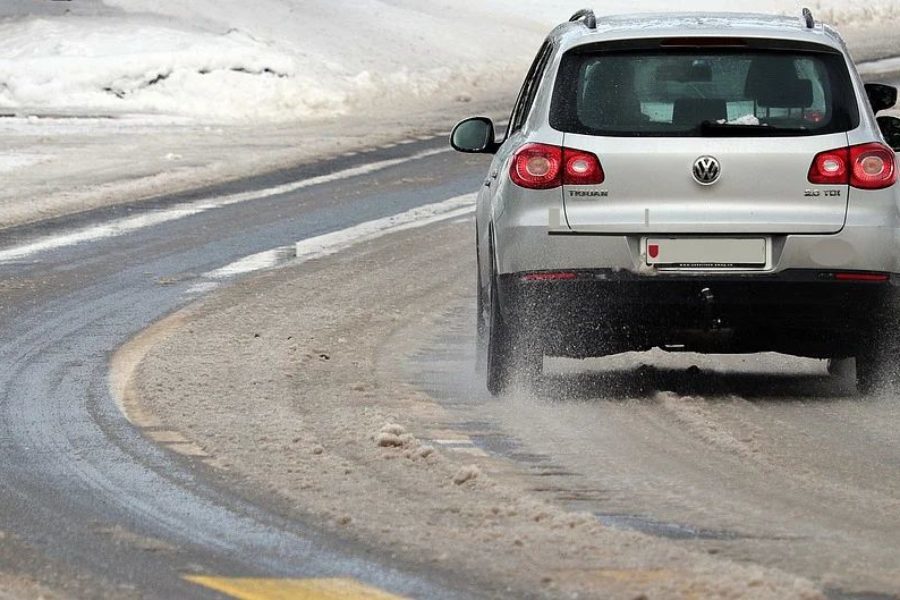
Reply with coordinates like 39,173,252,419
0,138,489,598
408,300,900,599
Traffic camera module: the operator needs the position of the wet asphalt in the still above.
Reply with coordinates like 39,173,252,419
0,136,492,599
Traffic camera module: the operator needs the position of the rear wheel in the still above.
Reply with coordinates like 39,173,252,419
485,275,542,396
856,297,900,395
856,348,900,395
475,240,487,375
826,357,854,379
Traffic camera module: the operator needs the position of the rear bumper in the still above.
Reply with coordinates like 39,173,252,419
498,269,897,358
495,225,900,276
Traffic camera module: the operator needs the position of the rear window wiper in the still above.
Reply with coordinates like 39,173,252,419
699,121,809,136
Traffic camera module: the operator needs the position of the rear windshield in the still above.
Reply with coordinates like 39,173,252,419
550,45,859,137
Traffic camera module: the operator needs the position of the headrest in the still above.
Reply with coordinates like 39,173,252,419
580,64,642,127
672,98,727,126
755,79,813,108
745,57,813,108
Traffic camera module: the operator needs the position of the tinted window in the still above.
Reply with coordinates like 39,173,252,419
509,41,554,135
551,47,859,137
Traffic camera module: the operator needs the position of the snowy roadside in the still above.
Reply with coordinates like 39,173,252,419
0,1,898,230
0,96,506,230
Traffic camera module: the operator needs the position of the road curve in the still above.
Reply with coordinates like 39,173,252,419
0,138,490,598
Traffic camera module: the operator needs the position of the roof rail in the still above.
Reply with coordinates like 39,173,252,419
569,8,597,30
802,7,815,28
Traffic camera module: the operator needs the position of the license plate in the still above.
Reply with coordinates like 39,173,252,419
645,238,767,269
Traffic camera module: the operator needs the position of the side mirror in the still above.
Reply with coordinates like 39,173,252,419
877,116,900,151
450,117,497,154
865,83,898,113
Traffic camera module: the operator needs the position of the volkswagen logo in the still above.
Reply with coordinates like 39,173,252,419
692,156,721,185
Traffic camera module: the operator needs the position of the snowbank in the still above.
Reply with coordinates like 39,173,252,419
0,1,897,122
0,19,332,121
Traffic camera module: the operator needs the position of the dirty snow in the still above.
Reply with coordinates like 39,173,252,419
1,0,898,122
452,465,482,485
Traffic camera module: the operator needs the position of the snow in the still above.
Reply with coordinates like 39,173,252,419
0,18,331,121
0,152,51,173
452,464,482,485
1,0,897,123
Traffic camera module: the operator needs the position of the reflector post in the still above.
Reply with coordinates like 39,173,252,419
834,272,890,282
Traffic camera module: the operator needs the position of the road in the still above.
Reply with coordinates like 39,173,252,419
1,92,900,598
0,139,487,598
410,343,900,598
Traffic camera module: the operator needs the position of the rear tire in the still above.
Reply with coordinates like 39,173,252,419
856,296,900,395
856,349,900,395
475,244,487,375
856,351,883,395
485,276,542,396
826,357,854,379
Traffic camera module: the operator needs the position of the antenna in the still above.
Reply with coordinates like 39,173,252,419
802,7,815,28
569,9,597,30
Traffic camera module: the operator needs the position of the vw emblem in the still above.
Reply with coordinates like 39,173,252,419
692,156,721,185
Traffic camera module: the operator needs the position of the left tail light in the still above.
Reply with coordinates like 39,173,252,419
509,143,604,189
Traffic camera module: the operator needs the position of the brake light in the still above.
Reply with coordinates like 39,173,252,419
808,143,896,190
510,144,604,189
565,149,605,186
660,37,749,48
808,148,848,185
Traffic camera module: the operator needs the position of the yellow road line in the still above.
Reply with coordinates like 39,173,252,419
185,577,409,600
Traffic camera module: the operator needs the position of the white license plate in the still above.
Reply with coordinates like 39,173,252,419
645,238,768,269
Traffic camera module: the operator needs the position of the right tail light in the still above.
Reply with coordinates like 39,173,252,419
850,143,897,189
808,142,896,190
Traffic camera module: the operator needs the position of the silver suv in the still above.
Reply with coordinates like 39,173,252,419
451,9,900,395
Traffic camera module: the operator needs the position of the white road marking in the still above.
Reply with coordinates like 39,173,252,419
431,437,489,457
450,447,490,457
207,248,291,280
204,193,475,281
0,147,448,264
184,281,220,296
433,439,475,446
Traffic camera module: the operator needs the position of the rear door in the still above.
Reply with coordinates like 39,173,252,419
552,42,858,234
